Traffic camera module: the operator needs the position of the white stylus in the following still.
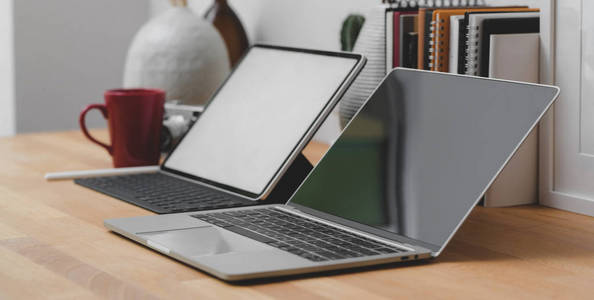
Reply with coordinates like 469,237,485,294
44,165,160,181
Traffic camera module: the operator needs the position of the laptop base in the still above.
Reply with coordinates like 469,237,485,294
104,204,433,281
75,173,257,213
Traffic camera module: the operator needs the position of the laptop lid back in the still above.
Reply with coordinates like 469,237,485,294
162,45,364,199
289,68,559,254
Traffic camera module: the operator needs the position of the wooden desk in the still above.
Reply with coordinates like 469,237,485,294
1,130,593,299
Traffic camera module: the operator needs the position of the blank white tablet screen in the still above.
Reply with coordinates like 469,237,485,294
164,47,359,195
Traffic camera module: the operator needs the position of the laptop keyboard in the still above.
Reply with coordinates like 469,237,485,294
75,173,256,214
192,207,408,262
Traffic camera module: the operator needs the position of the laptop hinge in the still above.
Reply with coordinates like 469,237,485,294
275,205,433,254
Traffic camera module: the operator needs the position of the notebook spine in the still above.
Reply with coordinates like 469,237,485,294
383,0,417,8
428,20,436,70
385,0,486,9
465,25,480,75
434,17,446,71
415,0,485,8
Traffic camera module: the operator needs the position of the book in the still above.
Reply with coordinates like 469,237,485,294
431,9,468,71
484,128,539,207
385,9,394,74
386,10,416,73
464,11,539,76
458,13,470,74
402,32,418,68
449,15,464,73
483,33,540,208
393,11,417,69
421,8,434,70
416,8,431,70
455,7,534,74
488,33,539,81
479,17,540,77
399,14,418,68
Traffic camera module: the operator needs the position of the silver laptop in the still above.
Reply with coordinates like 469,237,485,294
105,68,559,281
76,45,366,214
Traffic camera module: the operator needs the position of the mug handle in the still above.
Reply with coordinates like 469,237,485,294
79,104,112,154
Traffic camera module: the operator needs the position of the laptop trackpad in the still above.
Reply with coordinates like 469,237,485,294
138,226,269,257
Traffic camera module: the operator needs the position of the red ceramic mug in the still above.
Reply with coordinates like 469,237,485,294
79,89,165,167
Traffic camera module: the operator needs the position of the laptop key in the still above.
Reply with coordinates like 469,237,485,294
301,253,327,261
336,250,361,258
224,226,276,244
210,221,233,228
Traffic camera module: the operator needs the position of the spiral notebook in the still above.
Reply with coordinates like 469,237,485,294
416,4,485,71
419,8,435,70
464,11,539,76
429,7,534,72
430,9,469,71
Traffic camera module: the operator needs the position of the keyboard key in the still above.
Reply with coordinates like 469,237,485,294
224,226,276,244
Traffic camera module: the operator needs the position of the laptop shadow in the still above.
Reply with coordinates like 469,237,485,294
232,240,525,285
230,259,434,286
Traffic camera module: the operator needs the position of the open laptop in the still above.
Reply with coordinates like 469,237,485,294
105,68,559,281
76,45,366,214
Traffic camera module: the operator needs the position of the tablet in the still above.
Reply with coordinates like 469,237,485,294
162,45,366,199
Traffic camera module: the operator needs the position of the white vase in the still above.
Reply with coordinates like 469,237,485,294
123,6,230,105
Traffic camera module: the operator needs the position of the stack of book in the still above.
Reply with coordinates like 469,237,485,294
383,1,541,207
385,3,539,81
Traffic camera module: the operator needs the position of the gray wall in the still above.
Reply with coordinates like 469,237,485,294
151,0,375,50
14,1,149,133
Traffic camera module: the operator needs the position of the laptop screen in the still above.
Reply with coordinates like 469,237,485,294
290,69,558,251
163,46,361,198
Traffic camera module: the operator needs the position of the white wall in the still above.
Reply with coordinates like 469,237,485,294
0,0,15,136
13,1,150,133
151,0,376,143
151,0,376,50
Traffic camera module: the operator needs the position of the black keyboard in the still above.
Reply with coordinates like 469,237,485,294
75,173,256,214
192,207,408,262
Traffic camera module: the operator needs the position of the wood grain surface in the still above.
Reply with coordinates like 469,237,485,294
1,130,593,299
